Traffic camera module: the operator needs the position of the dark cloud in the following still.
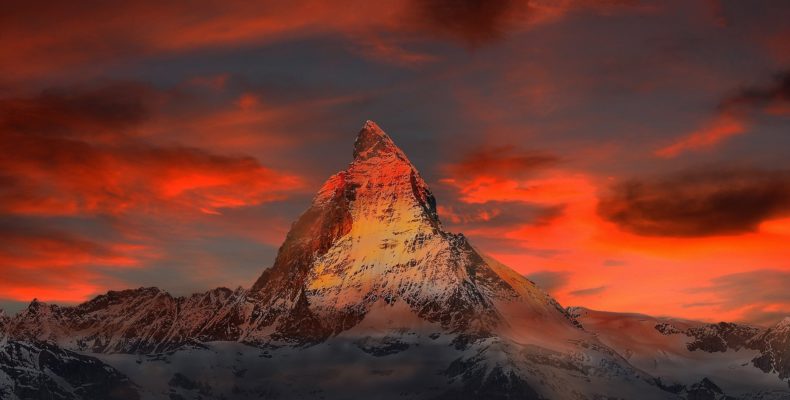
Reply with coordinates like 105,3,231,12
410,0,528,46
525,270,570,292
719,70,790,112
598,167,790,237
0,82,158,138
697,269,790,326
446,145,559,178
408,0,645,46
569,285,608,296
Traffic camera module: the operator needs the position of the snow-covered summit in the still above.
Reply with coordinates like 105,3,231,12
248,120,575,340
353,120,409,162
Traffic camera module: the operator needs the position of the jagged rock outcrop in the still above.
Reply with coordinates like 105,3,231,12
684,322,762,352
751,318,790,381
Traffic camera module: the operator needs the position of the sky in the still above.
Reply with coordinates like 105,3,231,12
1,0,789,326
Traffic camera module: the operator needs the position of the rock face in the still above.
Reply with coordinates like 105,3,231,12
1,121,789,399
684,322,762,353
751,318,790,381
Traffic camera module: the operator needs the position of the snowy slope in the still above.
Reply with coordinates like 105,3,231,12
570,307,790,398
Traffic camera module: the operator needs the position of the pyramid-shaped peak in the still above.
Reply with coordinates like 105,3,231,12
353,120,407,161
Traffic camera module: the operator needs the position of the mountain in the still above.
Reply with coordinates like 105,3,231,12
245,120,580,342
570,307,790,399
1,121,788,399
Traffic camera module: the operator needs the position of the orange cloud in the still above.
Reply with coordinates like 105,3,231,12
655,113,747,158
0,228,149,303
656,70,790,158
482,178,790,325
0,131,301,217
440,146,790,325
0,82,304,217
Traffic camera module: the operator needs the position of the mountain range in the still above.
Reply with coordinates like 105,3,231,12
0,121,788,399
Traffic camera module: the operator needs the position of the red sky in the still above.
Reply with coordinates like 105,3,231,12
1,0,789,326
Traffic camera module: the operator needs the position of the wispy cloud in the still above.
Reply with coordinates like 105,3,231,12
656,71,790,157
569,285,608,297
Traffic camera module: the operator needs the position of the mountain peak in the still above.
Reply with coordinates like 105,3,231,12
353,120,405,161
246,121,576,341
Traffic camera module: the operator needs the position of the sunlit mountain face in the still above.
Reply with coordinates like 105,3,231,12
1,1,790,399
